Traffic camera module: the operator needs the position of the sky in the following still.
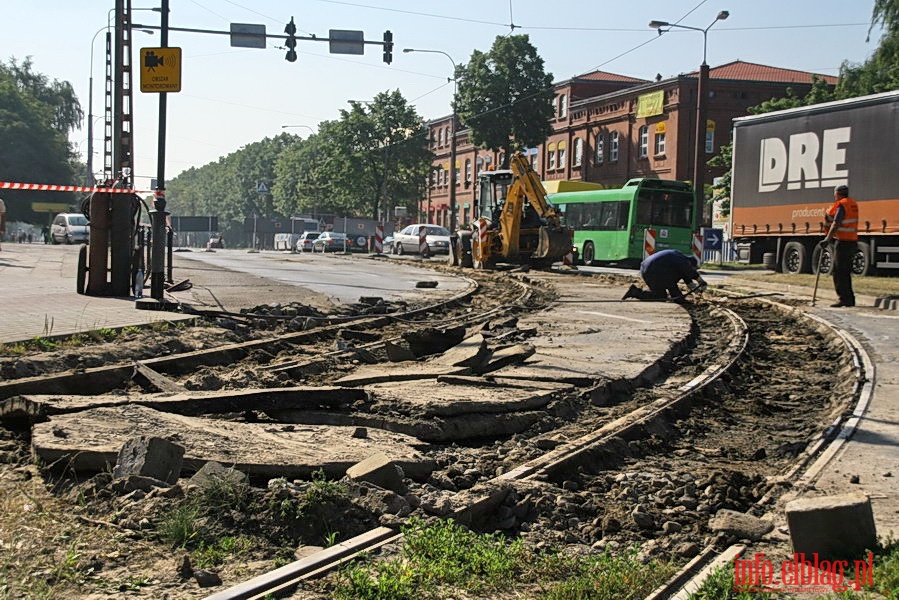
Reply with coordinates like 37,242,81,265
1,0,884,191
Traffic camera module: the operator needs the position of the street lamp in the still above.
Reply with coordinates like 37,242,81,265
403,47,458,232
650,10,729,216
281,124,315,137
87,19,154,186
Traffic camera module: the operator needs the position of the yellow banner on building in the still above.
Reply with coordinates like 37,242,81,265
636,90,664,118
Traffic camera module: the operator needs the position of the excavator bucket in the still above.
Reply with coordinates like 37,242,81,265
534,226,572,259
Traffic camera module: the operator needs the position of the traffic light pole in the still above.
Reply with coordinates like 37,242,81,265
150,0,170,302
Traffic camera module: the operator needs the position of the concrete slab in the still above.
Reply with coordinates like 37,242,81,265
32,404,435,480
494,277,692,384
364,379,558,417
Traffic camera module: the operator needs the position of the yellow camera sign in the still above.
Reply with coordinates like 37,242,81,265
140,47,182,93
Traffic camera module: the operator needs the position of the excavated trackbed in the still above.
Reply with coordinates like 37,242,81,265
0,263,864,600
198,280,862,600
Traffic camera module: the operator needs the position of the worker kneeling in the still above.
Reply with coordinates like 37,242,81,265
622,249,707,304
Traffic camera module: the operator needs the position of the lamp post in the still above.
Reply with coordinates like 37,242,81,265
87,11,156,187
649,11,729,216
281,124,315,137
402,47,458,232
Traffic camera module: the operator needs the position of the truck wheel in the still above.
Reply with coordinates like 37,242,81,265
852,241,872,276
781,241,808,274
813,245,833,275
76,244,88,295
582,242,596,267
471,237,493,270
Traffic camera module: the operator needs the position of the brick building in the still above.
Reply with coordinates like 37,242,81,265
422,60,837,228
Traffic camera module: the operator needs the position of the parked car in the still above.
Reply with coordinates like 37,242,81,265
381,235,394,254
312,231,349,253
50,213,89,245
392,224,451,255
207,234,225,249
295,231,319,252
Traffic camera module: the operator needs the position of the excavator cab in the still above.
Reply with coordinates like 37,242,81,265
464,154,573,269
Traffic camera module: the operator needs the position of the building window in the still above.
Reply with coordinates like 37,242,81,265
654,131,666,155
549,149,557,170
446,127,452,147
558,94,568,118
595,133,604,164
438,128,444,146
610,131,619,162
558,147,566,169
705,129,715,153
464,159,472,182
454,160,460,185
573,138,583,167
638,125,649,158
530,153,538,170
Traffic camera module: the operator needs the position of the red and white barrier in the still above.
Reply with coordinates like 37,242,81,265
0,181,144,194
374,224,383,254
692,233,703,266
562,250,577,268
418,225,429,257
643,228,657,259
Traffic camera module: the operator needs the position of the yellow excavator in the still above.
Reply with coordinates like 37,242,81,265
449,151,573,269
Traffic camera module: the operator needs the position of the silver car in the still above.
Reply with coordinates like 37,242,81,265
392,224,451,255
50,213,89,245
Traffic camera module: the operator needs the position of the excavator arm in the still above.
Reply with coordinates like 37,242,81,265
497,152,571,260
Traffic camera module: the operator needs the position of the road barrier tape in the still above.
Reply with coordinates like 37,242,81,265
692,233,703,265
0,181,144,194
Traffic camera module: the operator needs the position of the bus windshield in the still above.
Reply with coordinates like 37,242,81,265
635,189,694,228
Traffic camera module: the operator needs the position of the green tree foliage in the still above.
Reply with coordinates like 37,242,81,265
455,35,555,167
169,90,431,232
0,57,83,223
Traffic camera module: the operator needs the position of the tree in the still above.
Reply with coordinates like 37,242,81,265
0,57,83,223
455,35,555,168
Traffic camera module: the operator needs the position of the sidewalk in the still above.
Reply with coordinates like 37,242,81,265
0,244,197,344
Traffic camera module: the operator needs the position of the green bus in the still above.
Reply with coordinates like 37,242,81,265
550,178,698,267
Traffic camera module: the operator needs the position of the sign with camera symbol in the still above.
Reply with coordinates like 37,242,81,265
140,47,182,93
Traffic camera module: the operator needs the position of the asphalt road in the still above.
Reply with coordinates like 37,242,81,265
175,248,469,304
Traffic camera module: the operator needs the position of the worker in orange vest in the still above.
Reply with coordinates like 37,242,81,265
820,184,858,308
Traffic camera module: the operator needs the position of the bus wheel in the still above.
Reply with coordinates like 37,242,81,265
582,242,596,266
852,241,872,276
781,241,808,274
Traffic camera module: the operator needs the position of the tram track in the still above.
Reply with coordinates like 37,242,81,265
0,264,866,600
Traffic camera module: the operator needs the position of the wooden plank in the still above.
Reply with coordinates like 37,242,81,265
132,361,187,393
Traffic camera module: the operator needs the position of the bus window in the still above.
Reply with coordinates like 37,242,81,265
636,190,693,227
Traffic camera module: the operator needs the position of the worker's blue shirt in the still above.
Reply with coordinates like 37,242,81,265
640,249,699,293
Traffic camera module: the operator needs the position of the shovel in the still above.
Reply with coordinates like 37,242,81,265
811,244,825,306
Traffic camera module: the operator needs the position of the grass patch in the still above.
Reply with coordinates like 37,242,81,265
333,519,677,600
726,272,899,297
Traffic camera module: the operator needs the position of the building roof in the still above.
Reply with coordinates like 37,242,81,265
574,70,649,84
704,60,838,85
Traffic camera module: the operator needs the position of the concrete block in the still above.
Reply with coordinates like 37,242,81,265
346,451,405,493
786,493,877,560
113,435,184,484
188,461,248,491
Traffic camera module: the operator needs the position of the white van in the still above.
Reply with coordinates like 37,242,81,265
50,213,89,244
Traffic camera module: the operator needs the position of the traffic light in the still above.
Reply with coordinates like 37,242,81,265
284,17,297,62
382,30,393,64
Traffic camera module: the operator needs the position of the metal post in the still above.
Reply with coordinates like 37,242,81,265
150,0,170,301
694,62,709,216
